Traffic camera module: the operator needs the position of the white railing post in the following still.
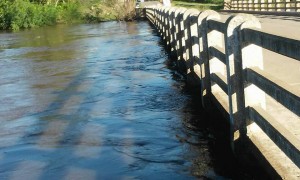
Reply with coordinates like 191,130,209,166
197,10,220,108
224,14,262,144
174,8,187,72
184,10,201,86
183,9,201,79
168,8,178,57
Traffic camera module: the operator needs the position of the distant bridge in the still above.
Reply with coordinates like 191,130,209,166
224,0,300,12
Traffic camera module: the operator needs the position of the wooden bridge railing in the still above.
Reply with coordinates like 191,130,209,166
145,7,300,178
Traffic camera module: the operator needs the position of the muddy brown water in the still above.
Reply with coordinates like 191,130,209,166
0,21,264,179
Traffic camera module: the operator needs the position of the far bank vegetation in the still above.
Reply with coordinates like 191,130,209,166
84,0,136,22
0,0,137,31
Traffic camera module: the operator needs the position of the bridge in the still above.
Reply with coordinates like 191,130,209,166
144,6,300,179
224,0,300,12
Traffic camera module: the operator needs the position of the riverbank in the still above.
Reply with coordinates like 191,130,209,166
0,0,224,31
83,0,136,22
0,0,81,31
0,0,136,31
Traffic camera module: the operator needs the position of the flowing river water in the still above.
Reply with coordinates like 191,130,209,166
0,21,264,179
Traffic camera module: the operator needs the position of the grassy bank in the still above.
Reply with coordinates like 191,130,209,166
172,0,223,11
82,0,136,22
0,0,136,31
0,0,81,31
0,0,224,31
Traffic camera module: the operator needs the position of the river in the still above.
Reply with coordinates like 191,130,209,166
0,21,261,179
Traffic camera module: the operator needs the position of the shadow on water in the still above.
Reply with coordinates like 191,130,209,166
0,21,270,179
162,25,271,179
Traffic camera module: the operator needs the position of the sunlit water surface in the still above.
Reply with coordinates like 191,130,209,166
0,21,254,179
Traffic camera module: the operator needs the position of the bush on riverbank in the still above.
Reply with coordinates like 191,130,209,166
0,0,81,31
83,0,136,22
0,0,136,30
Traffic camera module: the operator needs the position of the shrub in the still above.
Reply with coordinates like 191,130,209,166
83,0,136,22
57,2,81,23
42,5,58,25
0,1,12,30
0,0,58,30
0,0,81,31
0,0,137,30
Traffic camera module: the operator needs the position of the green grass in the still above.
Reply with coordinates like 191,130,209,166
0,0,83,31
0,0,137,30
172,0,224,11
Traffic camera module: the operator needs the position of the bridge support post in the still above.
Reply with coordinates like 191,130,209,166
174,8,187,73
197,10,220,109
168,8,178,58
224,14,262,147
164,8,172,52
183,9,201,87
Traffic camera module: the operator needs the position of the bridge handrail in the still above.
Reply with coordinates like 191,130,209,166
207,19,227,33
246,67,300,117
248,105,300,168
224,0,300,12
242,29,300,60
145,6,300,172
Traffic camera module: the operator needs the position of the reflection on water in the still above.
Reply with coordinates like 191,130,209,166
0,22,254,179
